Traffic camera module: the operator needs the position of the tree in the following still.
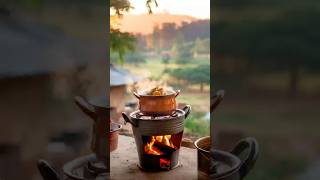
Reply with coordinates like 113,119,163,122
160,22,177,49
188,64,210,91
193,38,210,57
168,64,210,92
171,33,193,64
110,0,158,64
162,53,170,64
124,52,146,65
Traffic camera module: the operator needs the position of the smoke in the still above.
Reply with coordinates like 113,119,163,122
133,79,174,95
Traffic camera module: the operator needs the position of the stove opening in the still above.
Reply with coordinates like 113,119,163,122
141,131,183,170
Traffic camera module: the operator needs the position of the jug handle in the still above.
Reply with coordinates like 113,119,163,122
122,112,137,127
133,91,141,99
211,90,225,112
231,137,259,179
174,90,180,97
74,96,97,121
182,105,191,119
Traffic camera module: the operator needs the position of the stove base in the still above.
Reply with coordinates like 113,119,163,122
137,161,182,172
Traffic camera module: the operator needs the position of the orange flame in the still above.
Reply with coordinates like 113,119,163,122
144,135,176,155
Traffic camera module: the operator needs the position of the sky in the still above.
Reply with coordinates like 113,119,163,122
128,0,210,19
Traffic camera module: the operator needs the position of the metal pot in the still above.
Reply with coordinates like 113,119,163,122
133,90,180,116
194,136,259,180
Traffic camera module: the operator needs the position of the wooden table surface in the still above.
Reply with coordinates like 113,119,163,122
110,135,198,180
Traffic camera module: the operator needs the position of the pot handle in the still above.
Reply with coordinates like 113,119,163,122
182,105,191,119
122,112,137,127
175,90,180,97
74,96,97,121
37,159,61,180
211,90,224,112
230,137,259,179
133,91,141,99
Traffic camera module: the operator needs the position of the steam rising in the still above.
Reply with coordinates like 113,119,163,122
132,79,174,95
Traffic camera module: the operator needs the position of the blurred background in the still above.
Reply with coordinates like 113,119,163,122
110,0,210,140
212,0,320,179
0,0,106,179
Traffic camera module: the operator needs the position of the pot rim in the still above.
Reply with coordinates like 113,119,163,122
194,136,210,153
129,109,186,122
135,89,179,97
194,136,242,179
137,92,176,97
211,149,241,179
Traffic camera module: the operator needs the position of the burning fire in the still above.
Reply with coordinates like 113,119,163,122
144,135,176,155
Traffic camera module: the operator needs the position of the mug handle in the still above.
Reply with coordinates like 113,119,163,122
230,137,259,179
122,112,137,127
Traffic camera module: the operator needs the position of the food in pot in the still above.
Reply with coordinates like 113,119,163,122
148,87,165,96
143,86,175,96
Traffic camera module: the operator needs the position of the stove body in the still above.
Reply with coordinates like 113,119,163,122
123,105,191,171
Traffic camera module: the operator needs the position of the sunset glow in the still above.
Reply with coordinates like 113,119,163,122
128,0,210,19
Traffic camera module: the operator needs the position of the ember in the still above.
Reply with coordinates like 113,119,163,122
160,158,171,168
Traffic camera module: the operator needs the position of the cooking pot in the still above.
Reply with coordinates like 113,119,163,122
194,136,259,180
133,89,180,116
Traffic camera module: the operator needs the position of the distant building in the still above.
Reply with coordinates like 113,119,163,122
110,64,143,111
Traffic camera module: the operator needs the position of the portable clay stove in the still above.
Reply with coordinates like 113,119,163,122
122,105,191,171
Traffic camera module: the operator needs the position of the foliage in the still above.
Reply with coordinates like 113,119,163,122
110,0,158,64
143,20,210,52
110,0,132,16
110,51,119,64
171,33,193,64
161,53,170,64
110,29,136,64
193,38,210,55
124,52,146,64
168,63,210,90
179,20,210,42
184,113,209,136
110,0,135,64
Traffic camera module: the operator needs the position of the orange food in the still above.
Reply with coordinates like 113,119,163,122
149,87,165,96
